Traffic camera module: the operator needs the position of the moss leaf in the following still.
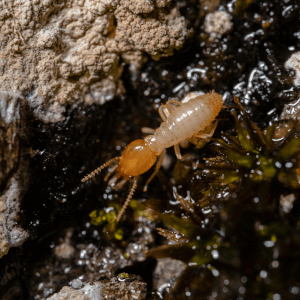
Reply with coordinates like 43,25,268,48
147,244,195,262
160,213,201,239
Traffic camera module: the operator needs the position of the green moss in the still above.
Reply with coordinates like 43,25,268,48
89,204,123,239
144,98,300,298
203,97,300,190
114,228,124,240
117,272,129,279
89,208,117,226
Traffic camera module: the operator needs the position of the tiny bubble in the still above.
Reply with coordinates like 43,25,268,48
273,294,281,300
271,260,279,268
291,287,299,294
260,270,267,278
211,250,219,259
71,279,83,289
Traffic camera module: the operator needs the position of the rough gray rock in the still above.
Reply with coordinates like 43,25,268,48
0,92,29,258
0,92,21,124
0,0,188,258
47,274,147,300
153,258,186,296
0,177,29,257
48,282,102,300
0,0,187,123
204,10,233,39
285,52,300,87
280,98,300,120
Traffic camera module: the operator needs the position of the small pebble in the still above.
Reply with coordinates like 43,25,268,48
204,11,233,39
285,52,300,86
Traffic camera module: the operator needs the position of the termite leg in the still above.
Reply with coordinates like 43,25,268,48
158,105,170,121
143,149,166,192
81,157,120,182
166,99,182,113
116,177,138,222
174,143,182,159
111,178,128,190
193,121,219,139
159,100,182,120
104,164,118,182
141,127,155,135
107,175,119,186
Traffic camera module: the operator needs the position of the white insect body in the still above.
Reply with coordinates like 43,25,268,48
144,91,224,156
82,91,223,222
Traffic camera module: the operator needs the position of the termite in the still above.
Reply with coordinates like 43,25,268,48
81,91,223,222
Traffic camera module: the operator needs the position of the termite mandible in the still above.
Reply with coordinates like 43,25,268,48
81,91,223,222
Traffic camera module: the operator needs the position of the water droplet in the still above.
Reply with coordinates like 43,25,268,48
264,241,274,248
71,279,83,289
211,250,219,259
260,270,267,278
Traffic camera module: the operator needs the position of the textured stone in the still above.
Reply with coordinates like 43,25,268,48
0,0,187,123
48,275,147,300
285,52,300,87
153,258,186,295
0,177,29,258
0,92,29,258
204,10,233,39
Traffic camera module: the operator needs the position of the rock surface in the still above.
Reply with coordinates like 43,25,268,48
0,0,187,123
204,10,233,39
0,178,29,258
280,98,300,120
285,52,300,86
48,282,102,300
1,1,300,300
47,274,147,300
0,0,187,259
0,92,29,258
153,258,185,296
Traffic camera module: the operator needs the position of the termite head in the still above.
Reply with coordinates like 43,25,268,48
81,139,157,223
117,139,157,177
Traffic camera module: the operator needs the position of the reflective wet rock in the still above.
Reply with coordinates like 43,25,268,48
48,275,147,300
1,0,300,299
153,258,186,298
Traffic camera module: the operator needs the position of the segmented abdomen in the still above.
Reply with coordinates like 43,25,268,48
154,92,223,149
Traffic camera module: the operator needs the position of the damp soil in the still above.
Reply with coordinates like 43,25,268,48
2,0,300,299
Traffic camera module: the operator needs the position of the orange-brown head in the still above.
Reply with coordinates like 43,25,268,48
117,140,157,177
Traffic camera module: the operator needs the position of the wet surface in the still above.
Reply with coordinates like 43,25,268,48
2,0,300,299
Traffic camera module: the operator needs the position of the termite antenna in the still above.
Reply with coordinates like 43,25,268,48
116,177,137,222
81,157,120,182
